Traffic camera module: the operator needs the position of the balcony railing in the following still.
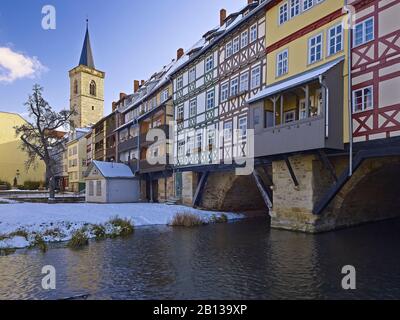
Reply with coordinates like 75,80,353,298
139,159,167,173
118,136,139,153
140,124,169,147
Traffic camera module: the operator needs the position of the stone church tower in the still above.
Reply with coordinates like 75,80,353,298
69,21,105,128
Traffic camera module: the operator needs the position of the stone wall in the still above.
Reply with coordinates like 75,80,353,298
158,176,174,203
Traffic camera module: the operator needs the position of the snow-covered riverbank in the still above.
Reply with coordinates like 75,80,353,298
0,201,244,249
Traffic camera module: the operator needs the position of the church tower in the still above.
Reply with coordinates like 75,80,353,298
69,21,105,128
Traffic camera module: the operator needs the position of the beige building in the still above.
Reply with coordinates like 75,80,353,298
0,112,46,187
69,22,105,129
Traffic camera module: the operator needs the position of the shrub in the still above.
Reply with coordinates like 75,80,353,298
91,224,106,239
0,180,11,190
23,180,43,190
170,212,206,227
68,229,89,248
210,213,229,224
109,217,134,236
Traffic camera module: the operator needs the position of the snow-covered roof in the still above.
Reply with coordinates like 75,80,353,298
89,161,134,179
248,58,344,104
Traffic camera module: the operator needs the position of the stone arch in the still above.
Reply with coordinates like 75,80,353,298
323,156,400,229
200,171,267,212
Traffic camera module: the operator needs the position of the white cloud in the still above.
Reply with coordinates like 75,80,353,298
0,47,47,83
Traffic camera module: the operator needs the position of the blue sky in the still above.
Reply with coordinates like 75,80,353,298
0,0,244,117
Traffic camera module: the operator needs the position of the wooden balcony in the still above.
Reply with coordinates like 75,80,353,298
118,136,139,153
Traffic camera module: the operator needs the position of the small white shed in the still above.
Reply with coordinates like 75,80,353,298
84,161,140,203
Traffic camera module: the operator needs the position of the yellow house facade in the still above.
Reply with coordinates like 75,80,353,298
0,112,46,186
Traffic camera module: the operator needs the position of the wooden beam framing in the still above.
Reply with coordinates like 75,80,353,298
192,171,209,207
284,155,299,187
317,150,338,182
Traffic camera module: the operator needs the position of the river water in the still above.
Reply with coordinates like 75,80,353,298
1,217,400,300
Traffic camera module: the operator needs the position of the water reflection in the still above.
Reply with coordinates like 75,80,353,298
1,218,400,300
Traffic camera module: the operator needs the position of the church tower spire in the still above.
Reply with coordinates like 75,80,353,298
69,20,105,129
79,19,95,69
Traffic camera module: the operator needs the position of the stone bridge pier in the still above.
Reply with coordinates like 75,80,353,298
270,154,400,233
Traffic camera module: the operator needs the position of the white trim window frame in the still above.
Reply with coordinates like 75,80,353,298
226,41,233,58
353,86,373,113
250,24,258,43
206,90,215,110
177,104,184,121
279,2,289,25
240,72,249,93
221,82,229,102
233,37,240,54
308,33,323,64
241,30,249,48
205,54,214,73
230,77,239,97
177,140,185,156
302,0,314,12
328,23,343,56
238,117,248,140
188,67,196,84
189,99,197,118
276,49,289,77
284,110,296,123
177,76,183,90
251,66,261,89
223,121,233,143
353,17,374,47
290,0,301,18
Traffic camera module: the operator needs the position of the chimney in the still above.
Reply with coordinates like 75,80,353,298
247,0,254,4
141,80,145,86
112,102,117,112
134,80,140,93
119,92,127,100
220,9,227,27
177,48,184,60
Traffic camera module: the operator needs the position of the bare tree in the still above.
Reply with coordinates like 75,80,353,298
15,84,76,201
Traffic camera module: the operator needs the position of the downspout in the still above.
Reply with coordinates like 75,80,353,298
345,1,354,177
319,75,329,138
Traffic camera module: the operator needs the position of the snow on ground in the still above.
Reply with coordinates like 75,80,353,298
0,201,244,249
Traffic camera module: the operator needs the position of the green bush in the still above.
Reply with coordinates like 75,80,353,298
68,229,89,248
22,181,44,190
0,180,11,190
109,217,134,236
170,212,206,227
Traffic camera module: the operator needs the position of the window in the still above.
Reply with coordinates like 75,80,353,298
207,129,215,147
233,37,240,54
250,24,258,43
284,110,296,123
177,76,183,90
308,33,323,64
226,41,233,58
299,99,309,120
74,80,78,94
240,72,249,92
354,18,374,47
92,106,95,111
161,89,169,103
88,181,94,197
353,86,373,112
230,77,239,97
251,66,261,89
177,105,184,121
189,99,197,117
186,136,194,155
89,81,96,96
328,24,343,56
223,122,233,142
196,132,202,151
265,111,275,128
239,117,247,140
279,3,289,25
96,181,102,197
277,50,289,77
241,31,248,48
189,67,196,83
177,140,185,156
205,55,214,72
290,0,300,18
206,90,215,110
303,0,313,11
221,82,229,102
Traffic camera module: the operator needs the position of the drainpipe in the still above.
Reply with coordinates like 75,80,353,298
319,75,329,138
345,1,354,177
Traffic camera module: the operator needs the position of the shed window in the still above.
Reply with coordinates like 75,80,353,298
89,181,94,196
96,181,102,196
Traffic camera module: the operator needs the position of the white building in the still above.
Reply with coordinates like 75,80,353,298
84,161,139,203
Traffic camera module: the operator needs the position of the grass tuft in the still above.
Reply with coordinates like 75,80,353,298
91,224,106,239
8,230,29,241
68,229,89,249
31,234,48,252
170,212,206,228
109,217,134,237
210,213,229,224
